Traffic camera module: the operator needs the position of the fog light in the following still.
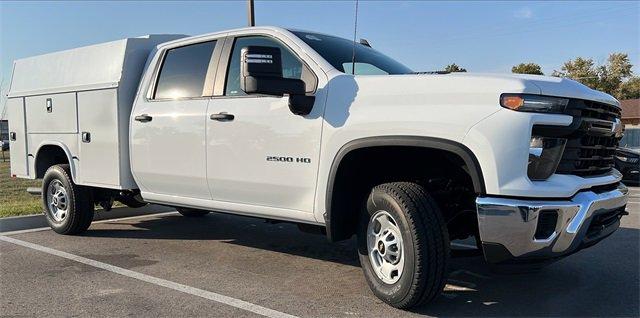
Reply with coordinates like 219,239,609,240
528,137,567,180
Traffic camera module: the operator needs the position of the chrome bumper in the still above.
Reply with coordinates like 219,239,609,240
476,184,628,263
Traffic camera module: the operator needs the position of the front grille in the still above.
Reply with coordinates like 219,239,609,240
554,99,622,177
565,99,621,122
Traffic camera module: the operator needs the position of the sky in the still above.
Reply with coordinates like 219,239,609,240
1,0,639,118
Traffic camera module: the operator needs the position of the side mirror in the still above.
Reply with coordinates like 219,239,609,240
240,46,315,116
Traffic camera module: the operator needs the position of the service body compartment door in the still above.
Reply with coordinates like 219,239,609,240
7,98,28,177
25,92,78,134
76,89,120,187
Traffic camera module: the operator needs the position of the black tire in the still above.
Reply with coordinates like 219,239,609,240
357,182,449,309
42,164,94,235
176,207,210,217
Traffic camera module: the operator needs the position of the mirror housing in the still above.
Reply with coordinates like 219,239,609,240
240,46,314,116
240,46,305,96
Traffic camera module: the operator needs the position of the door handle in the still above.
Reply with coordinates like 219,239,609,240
210,112,235,122
81,132,91,143
134,114,153,122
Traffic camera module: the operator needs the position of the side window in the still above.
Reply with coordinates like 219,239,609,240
154,41,216,99
225,36,313,96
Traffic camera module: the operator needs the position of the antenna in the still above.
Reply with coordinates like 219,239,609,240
247,0,255,27
350,0,359,75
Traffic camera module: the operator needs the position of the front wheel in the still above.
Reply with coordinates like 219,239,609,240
42,164,94,235
357,182,450,309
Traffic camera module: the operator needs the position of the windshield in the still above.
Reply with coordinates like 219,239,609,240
291,31,413,75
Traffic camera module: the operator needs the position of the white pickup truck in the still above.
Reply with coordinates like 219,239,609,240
6,26,629,308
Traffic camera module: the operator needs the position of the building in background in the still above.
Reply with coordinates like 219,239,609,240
620,99,639,149
621,99,639,126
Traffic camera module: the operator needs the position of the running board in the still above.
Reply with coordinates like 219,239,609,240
26,187,42,196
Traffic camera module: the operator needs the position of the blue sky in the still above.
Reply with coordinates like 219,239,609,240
1,1,639,117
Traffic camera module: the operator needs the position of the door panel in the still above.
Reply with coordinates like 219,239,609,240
131,99,210,199
206,35,324,213
25,92,77,133
130,40,218,199
206,96,323,212
7,98,28,177
76,89,120,186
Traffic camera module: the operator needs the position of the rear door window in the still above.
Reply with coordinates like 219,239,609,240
154,41,217,99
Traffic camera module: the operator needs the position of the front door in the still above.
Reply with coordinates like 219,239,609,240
131,40,218,199
206,35,324,213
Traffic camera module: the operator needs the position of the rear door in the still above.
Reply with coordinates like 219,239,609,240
7,97,28,177
130,40,220,199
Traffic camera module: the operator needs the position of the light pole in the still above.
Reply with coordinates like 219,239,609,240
247,0,255,27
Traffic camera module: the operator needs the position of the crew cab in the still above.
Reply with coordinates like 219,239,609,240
6,27,629,308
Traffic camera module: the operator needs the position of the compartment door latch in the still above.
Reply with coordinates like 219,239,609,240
81,132,91,143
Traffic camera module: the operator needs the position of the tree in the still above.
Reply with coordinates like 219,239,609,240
552,53,634,98
599,53,633,95
511,63,543,75
617,76,640,99
552,57,600,89
444,63,467,72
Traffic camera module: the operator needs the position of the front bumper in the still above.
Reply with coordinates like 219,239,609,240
476,183,628,264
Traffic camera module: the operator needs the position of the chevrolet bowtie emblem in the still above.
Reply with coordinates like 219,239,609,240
611,118,623,138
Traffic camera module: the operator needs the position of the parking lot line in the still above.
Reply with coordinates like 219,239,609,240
0,235,298,318
0,211,179,236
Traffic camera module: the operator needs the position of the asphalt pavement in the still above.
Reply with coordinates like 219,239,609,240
1,187,639,317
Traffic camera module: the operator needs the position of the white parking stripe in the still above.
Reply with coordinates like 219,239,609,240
0,211,179,236
0,235,298,318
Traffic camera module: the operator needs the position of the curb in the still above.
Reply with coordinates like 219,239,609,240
0,205,174,233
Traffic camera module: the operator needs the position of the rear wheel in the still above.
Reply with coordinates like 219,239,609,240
176,207,210,217
357,182,449,309
42,164,94,235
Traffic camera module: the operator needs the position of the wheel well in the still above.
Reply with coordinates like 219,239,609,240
35,145,70,179
326,142,483,242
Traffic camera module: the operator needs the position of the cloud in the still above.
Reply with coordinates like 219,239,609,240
514,7,533,19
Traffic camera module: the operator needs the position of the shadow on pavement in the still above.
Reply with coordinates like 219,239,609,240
83,212,639,317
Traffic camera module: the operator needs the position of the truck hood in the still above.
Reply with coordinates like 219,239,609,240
417,73,620,107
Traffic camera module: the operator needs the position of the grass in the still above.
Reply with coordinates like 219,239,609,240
0,151,43,218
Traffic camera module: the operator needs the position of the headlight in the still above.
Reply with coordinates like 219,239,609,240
501,94,569,114
615,155,639,163
528,136,567,180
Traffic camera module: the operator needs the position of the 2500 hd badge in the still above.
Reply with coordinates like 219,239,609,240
266,156,312,163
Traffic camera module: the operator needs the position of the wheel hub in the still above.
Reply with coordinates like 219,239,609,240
377,241,386,254
367,210,405,284
47,180,68,222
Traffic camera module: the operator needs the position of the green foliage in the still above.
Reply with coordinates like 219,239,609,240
444,63,467,73
552,53,634,99
0,156,43,217
617,76,640,99
511,63,544,75
552,57,600,88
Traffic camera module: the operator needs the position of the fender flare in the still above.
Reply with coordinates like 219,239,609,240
34,141,78,182
324,136,486,241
